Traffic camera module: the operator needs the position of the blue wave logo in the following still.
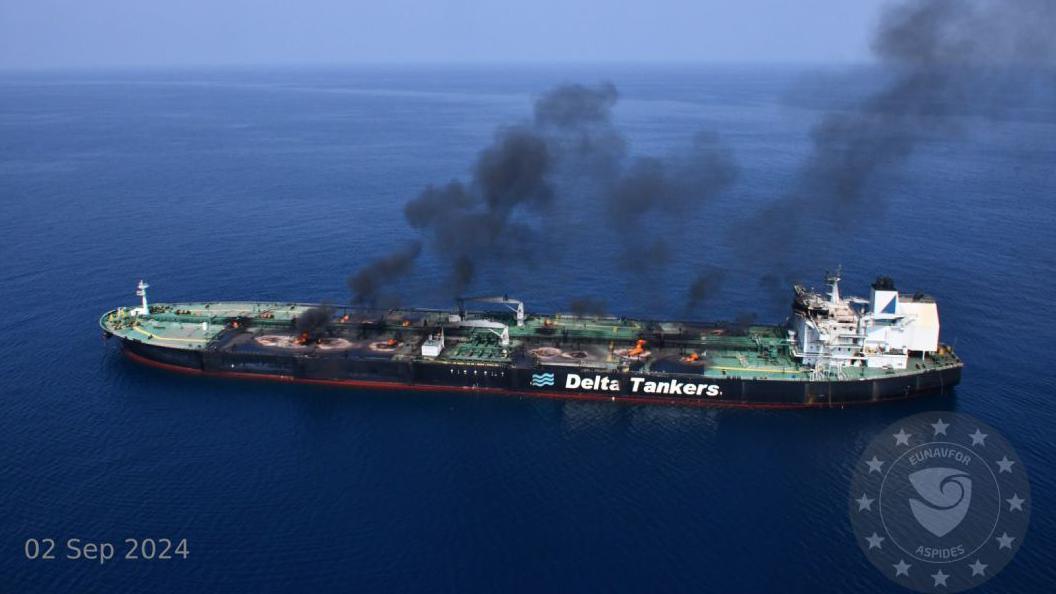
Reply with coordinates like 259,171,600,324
530,373,555,387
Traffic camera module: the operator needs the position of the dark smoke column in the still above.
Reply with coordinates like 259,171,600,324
736,0,1055,278
348,241,422,305
351,81,738,305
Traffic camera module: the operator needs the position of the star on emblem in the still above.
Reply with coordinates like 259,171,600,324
931,418,950,436
866,456,884,473
969,428,988,446
969,559,988,577
893,428,911,446
893,559,911,577
995,532,1015,549
931,569,949,587
1006,494,1025,512
856,493,875,512
865,532,885,549
996,456,1015,473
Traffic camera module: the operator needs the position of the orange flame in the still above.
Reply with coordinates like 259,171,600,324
294,331,311,345
683,352,700,362
402,320,411,327
386,338,398,347
627,339,647,357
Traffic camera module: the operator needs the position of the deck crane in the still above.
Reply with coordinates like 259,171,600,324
457,295,525,327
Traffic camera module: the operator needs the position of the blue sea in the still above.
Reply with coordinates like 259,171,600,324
1,65,1053,592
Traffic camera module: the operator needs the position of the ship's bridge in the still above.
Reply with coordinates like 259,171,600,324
791,272,941,372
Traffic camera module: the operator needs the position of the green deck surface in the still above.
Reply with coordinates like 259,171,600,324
101,301,962,381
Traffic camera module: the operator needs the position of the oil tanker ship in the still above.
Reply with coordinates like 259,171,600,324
100,272,962,408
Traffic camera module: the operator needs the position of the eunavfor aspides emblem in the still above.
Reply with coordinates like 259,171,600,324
850,412,1030,592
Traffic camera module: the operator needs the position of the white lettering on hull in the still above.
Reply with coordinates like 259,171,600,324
565,373,721,397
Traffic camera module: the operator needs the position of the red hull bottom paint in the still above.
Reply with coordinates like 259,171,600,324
121,349,939,411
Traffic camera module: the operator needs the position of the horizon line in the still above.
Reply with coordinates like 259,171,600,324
0,59,877,74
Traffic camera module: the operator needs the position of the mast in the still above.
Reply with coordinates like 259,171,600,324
134,280,150,316
826,266,842,305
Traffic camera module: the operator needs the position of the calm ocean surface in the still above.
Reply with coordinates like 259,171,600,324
1,65,1054,592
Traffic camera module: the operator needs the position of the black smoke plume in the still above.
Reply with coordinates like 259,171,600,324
348,241,422,304
401,126,554,294
534,82,618,128
569,297,608,317
350,78,739,304
607,133,737,232
739,0,1055,279
731,312,759,335
535,82,627,174
686,269,728,312
353,82,737,306
295,305,335,341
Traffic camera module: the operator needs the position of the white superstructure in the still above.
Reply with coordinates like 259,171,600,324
421,329,445,357
790,271,941,372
